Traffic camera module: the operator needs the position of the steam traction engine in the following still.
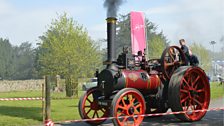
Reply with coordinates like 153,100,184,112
79,17,210,126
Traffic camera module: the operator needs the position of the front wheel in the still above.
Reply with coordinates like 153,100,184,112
111,88,146,126
78,87,109,125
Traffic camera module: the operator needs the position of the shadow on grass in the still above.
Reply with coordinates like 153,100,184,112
0,106,42,121
68,105,78,108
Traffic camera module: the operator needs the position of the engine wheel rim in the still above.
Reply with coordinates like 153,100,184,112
114,91,145,126
180,68,210,121
161,46,187,80
81,88,109,123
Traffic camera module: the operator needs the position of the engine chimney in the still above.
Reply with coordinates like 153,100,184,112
106,17,117,63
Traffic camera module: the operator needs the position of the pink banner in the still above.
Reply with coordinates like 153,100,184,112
130,11,146,55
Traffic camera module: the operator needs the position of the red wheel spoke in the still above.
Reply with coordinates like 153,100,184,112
168,51,175,61
183,78,191,88
86,108,92,115
121,98,127,107
133,116,138,123
188,77,191,86
118,105,127,110
189,75,193,87
196,88,205,93
192,98,203,107
134,109,140,114
180,89,188,93
84,105,90,108
183,101,189,111
122,116,128,123
195,95,203,102
92,111,96,118
192,76,200,89
181,95,189,103
96,110,99,118
86,97,92,103
135,103,142,109
130,97,136,105
117,112,122,117
194,84,199,90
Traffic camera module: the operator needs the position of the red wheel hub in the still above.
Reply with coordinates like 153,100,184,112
90,100,99,110
128,106,135,115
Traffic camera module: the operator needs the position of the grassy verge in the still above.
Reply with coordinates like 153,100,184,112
0,100,42,126
0,82,223,126
0,90,84,126
210,82,224,99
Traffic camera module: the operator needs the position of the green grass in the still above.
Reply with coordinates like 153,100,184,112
51,99,80,121
210,82,224,99
0,91,42,98
0,82,223,126
0,90,84,126
0,90,85,99
0,100,42,126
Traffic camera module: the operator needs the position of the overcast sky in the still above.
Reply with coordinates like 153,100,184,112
0,0,223,52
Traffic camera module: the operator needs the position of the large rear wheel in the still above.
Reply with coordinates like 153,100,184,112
78,87,109,125
161,46,187,80
168,66,210,121
111,88,146,126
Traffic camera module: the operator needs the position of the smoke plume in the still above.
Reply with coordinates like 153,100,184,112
104,0,125,17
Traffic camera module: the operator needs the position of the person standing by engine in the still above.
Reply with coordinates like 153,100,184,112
179,39,190,64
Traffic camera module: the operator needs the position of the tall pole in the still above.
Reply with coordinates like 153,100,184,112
222,47,224,77
45,76,51,121
210,41,216,77
42,82,45,123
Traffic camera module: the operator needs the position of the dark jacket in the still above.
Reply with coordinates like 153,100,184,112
181,45,190,63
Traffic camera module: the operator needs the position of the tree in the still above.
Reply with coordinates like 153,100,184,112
37,13,101,97
0,39,36,80
0,38,14,80
12,42,37,80
147,31,168,58
115,14,131,57
190,42,211,72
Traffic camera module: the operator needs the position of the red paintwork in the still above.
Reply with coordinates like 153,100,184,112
149,75,161,90
122,70,161,90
